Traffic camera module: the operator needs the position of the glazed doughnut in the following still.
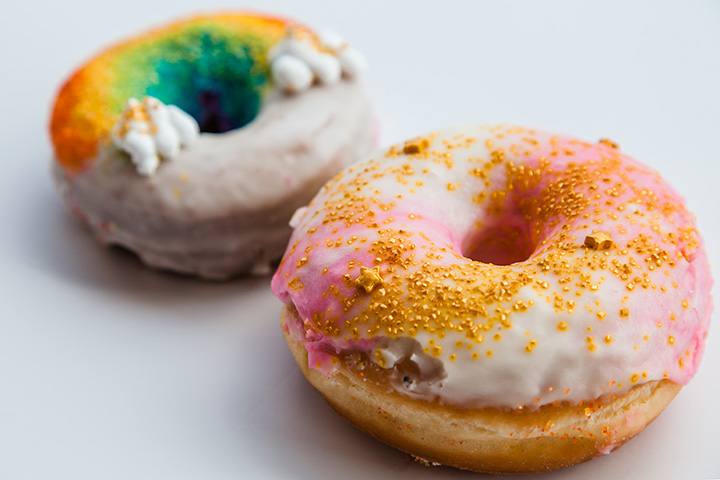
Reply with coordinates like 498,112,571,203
50,12,373,278
271,124,713,473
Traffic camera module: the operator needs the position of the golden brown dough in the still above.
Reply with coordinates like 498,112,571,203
282,306,680,474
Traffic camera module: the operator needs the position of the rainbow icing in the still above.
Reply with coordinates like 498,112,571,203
272,124,713,409
51,13,289,172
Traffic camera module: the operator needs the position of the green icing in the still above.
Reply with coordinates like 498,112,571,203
110,23,274,133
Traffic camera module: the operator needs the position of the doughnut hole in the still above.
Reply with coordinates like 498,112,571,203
462,221,535,266
144,33,266,133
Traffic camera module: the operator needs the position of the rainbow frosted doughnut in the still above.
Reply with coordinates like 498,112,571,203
272,124,713,473
50,13,373,278
52,14,286,172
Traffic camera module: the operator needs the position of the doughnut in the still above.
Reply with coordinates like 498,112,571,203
50,12,373,278
271,124,713,473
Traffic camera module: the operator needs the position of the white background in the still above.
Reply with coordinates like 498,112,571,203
2,1,719,479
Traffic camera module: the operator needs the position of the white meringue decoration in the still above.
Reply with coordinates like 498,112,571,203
271,54,314,92
111,96,199,176
337,47,367,79
269,26,367,93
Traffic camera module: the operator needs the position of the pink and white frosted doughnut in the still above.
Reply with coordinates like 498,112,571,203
271,124,713,473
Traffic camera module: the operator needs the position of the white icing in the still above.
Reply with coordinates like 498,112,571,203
111,96,199,176
54,82,373,279
373,337,446,399
289,206,309,228
269,27,366,93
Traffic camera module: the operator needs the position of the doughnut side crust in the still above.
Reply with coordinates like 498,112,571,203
282,306,681,474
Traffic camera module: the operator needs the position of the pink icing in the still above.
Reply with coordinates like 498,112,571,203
272,124,713,409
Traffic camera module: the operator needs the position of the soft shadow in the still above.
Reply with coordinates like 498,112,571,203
224,325,505,479
26,178,272,305
221,320,613,479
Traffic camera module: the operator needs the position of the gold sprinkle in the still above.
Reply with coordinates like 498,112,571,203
668,335,675,345
598,138,620,149
403,137,430,154
557,321,568,332
353,266,383,293
374,350,387,368
604,335,613,344
584,232,614,250
619,308,630,318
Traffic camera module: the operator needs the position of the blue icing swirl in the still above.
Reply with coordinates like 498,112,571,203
146,32,268,133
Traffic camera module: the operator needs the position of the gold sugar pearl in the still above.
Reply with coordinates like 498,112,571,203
403,137,430,154
598,138,620,149
584,232,614,250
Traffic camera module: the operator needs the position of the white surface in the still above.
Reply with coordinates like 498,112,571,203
1,1,719,479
